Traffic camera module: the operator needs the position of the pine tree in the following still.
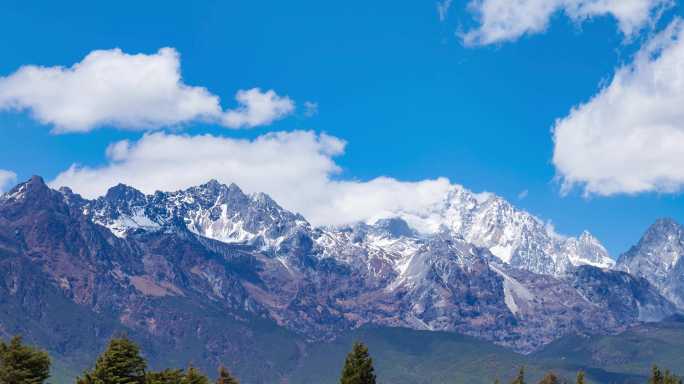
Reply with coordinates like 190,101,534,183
0,336,51,384
510,367,525,384
664,369,683,384
146,368,185,384
77,337,147,384
216,367,239,384
642,365,682,384
183,366,209,384
339,342,376,384
576,371,585,384
537,372,559,384
651,365,665,384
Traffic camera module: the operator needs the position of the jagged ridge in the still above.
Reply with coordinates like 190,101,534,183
0,176,677,362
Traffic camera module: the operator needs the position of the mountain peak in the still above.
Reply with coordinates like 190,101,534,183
578,230,600,244
637,218,684,249
24,175,50,192
4,175,50,201
194,179,245,199
616,218,684,308
227,182,244,194
104,183,146,203
647,218,683,234
199,179,222,189
28,175,46,185
251,191,277,206
371,217,416,238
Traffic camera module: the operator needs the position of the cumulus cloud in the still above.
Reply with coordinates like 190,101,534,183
222,88,295,129
462,0,673,45
553,18,684,196
0,170,17,192
0,48,294,133
50,131,452,227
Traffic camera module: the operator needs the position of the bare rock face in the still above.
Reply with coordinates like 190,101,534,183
0,175,677,375
617,218,684,309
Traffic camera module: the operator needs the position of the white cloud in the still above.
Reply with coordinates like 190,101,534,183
222,88,295,129
553,18,684,196
462,0,673,46
0,48,294,133
518,189,529,200
0,170,17,192
437,0,453,22
50,131,452,227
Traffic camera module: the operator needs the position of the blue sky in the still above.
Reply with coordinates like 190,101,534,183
0,0,683,256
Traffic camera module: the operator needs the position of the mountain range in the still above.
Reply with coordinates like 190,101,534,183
1,176,683,382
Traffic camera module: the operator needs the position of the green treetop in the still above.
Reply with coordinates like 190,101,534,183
0,336,51,384
650,365,684,384
182,366,209,384
146,368,184,384
339,342,376,384
510,367,525,384
77,337,147,384
216,367,239,384
537,372,559,384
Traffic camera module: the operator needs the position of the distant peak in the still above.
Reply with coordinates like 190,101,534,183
227,182,243,193
197,179,242,194
28,175,46,185
104,183,145,202
645,218,683,236
252,191,276,205
1,175,55,204
203,179,221,188
22,175,50,194
579,230,596,241
371,217,416,238
633,218,684,249
652,217,681,228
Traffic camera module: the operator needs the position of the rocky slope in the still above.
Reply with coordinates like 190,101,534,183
617,218,684,309
0,176,678,377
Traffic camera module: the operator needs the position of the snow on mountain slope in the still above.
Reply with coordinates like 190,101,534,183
617,218,684,309
84,180,310,250
71,179,615,278
388,185,614,276
489,264,535,315
1,176,675,354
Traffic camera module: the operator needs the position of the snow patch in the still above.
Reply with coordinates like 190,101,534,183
490,265,534,316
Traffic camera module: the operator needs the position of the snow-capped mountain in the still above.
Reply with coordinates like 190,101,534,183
391,185,614,276
617,218,684,309
83,180,311,250
78,180,614,278
0,176,677,360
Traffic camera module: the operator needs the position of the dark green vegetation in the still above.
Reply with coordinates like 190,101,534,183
0,336,50,384
27,317,684,382
4,333,684,384
75,337,239,384
1,331,683,384
339,342,376,384
533,316,684,382
498,366,681,384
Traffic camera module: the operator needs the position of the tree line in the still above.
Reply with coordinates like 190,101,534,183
0,335,682,383
0,336,238,384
